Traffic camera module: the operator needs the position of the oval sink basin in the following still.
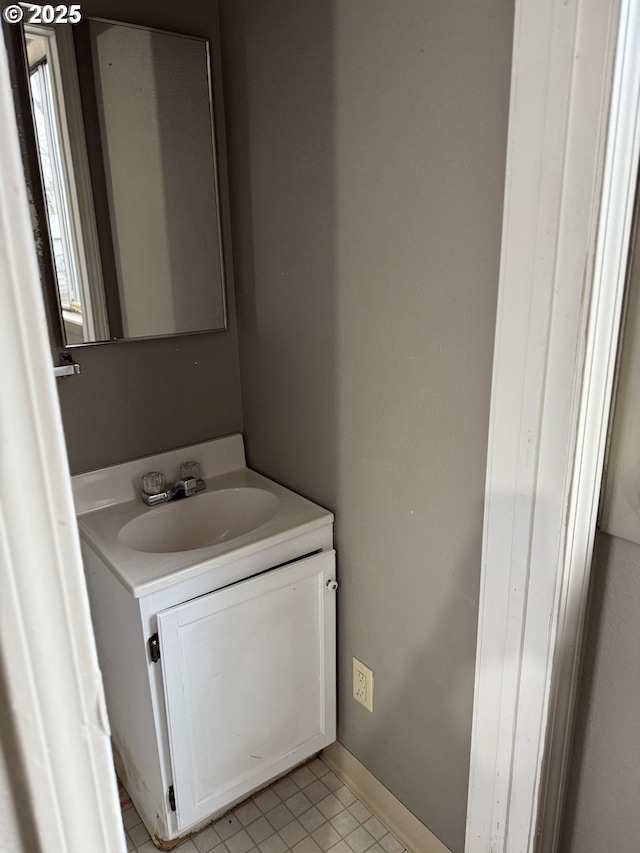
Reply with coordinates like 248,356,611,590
118,488,279,553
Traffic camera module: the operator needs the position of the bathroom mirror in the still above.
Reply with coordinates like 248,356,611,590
23,18,228,345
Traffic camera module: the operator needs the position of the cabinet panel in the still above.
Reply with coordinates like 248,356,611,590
157,550,336,830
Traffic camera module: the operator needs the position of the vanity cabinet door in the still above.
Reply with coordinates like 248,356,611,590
157,550,337,831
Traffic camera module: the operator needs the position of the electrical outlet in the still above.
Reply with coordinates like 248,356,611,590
353,657,374,712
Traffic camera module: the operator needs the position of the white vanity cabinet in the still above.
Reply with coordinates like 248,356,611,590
75,435,337,848
83,541,336,846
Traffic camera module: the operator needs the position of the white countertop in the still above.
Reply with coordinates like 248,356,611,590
78,467,333,597
74,436,333,598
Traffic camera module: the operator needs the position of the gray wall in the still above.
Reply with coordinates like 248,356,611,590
561,533,640,853
54,0,242,474
600,224,640,544
56,334,241,474
0,745,22,853
219,2,514,851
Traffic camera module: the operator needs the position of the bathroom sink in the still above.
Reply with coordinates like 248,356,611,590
73,434,333,597
118,487,279,554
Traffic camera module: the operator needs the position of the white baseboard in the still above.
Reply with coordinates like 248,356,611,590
321,742,451,853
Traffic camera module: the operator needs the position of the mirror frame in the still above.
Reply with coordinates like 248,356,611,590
2,14,234,353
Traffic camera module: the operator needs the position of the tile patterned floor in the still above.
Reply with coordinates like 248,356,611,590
120,757,408,853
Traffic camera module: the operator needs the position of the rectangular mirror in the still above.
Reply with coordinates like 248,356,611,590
23,18,228,345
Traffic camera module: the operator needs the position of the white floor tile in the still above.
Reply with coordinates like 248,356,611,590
285,790,314,817
226,828,255,853
133,842,158,853
278,818,307,848
311,822,341,851
307,759,330,779
362,817,386,841
329,810,359,838
292,837,322,853
298,806,325,833
216,814,244,841
247,815,276,845
122,806,142,830
348,801,372,824
272,777,299,801
344,825,376,853
120,756,407,853
324,842,351,853
235,801,262,827
379,834,405,853
266,803,296,831
305,780,331,805
334,786,357,808
254,789,281,814
290,766,317,790
320,771,342,792
128,822,150,846
193,825,223,852
258,835,287,853
176,841,200,853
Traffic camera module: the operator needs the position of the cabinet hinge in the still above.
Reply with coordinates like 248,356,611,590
148,633,160,663
168,785,176,812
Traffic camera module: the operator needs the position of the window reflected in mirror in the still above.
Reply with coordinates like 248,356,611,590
28,28,108,343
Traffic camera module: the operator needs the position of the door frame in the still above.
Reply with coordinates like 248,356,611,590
1,1,638,850
0,26,125,853
465,0,640,851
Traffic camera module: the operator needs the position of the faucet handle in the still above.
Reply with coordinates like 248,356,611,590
180,461,201,481
142,471,165,496
178,460,205,498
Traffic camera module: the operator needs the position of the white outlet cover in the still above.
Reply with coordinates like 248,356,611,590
353,657,374,712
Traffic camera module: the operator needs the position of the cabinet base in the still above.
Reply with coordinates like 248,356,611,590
119,749,337,851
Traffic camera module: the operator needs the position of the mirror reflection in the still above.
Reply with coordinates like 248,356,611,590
25,19,228,345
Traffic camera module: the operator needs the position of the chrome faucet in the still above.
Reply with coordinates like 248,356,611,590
141,461,206,506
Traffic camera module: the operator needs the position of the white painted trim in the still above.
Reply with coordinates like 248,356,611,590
538,1,640,846
0,28,125,853
599,206,640,547
322,743,450,853
466,0,639,851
